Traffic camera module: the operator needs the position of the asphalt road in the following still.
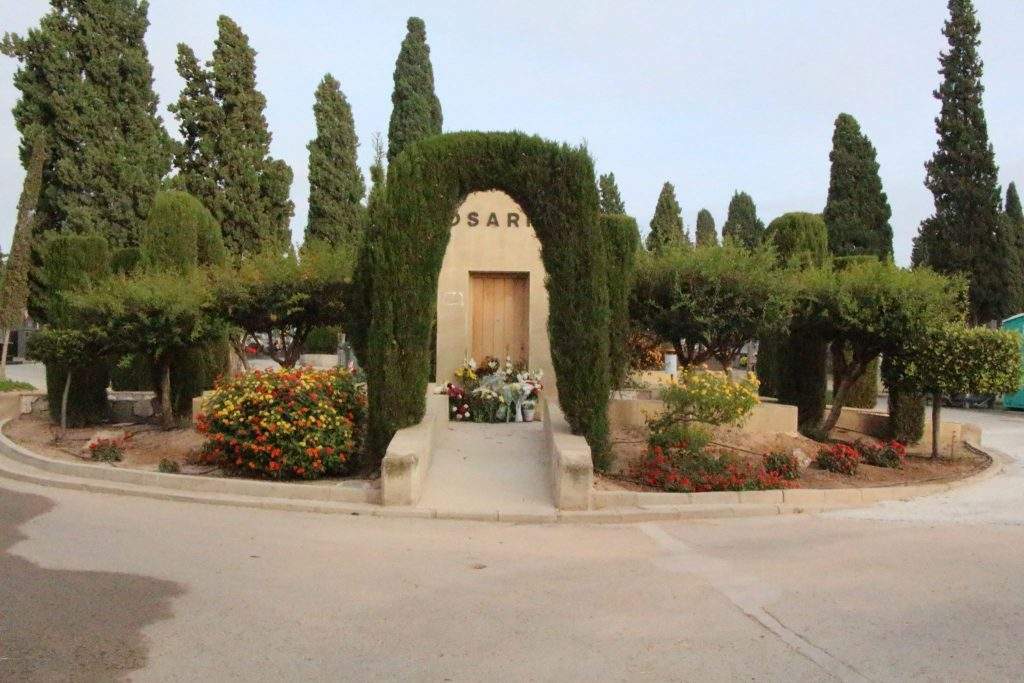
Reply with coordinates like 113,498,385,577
1,405,1022,681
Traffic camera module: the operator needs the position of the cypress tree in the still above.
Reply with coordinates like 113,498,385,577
598,173,626,214
721,191,765,249
823,113,894,259
1007,182,1023,223
913,0,1007,324
305,74,366,246
387,17,442,163
695,208,718,247
0,137,47,378
170,16,295,256
1,0,171,246
645,182,688,252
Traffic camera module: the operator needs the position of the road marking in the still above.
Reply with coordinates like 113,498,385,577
639,523,870,683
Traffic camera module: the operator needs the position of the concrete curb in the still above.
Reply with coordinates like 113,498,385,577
0,418,1005,525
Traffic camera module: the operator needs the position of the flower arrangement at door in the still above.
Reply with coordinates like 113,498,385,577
439,356,543,422
196,367,366,480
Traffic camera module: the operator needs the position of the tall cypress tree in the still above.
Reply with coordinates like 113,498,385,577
721,191,765,248
1,0,171,246
170,15,294,256
387,17,442,163
645,182,688,252
598,173,626,214
305,74,366,246
823,113,893,259
1007,182,1023,223
913,0,1006,324
695,208,718,247
0,137,47,378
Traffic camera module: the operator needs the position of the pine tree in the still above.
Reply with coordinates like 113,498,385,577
695,208,717,247
598,173,626,214
721,191,765,249
1007,182,1023,223
170,15,294,256
645,182,688,252
0,137,47,378
823,113,893,259
305,74,366,246
1,0,171,246
913,0,1006,324
387,17,442,163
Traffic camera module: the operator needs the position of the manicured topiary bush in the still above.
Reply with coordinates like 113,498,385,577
141,190,226,272
36,233,112,427
601,214,639,389
196,367,366,479
363,132,610,463
887,388,925,443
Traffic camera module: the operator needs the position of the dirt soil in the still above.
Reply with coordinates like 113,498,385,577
601,422,989,492
3,415,378,485
4,414,210,473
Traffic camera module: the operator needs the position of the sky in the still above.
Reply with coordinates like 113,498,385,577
0,1,1022,266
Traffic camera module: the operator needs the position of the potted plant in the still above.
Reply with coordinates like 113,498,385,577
522,399,537,422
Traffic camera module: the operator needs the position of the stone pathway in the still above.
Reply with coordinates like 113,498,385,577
417,420,554,517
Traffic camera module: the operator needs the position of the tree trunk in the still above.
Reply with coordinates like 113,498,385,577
160,359,174,430
932,393,942,459
58,369,71,442
817,352,869,435
0,328,9,381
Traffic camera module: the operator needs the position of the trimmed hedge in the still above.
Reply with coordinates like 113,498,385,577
141,190,226,272
38,233,112,426
601,214,640,390
845,357,880,408
46,362,109,428
888,388,925,443
363,132,610,462
777,332,828,430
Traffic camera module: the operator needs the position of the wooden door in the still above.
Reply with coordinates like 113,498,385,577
471,273,529,364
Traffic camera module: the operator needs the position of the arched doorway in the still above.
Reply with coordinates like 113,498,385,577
436,190,556,395
361,132,610,460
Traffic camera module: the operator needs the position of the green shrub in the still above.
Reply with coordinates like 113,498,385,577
601,214,639,389
650,368,760,432
0,379,35,392
887,389,925,443
197,367,366,479
110,354,154,391
777,333,828,432
111,247,142,275
755,336,782,397
762,451,800,480
815,443,860,475
158,458,180,474
140,190,225,272
766,212,828,267
363,132,610,464
44,350,109,427
857,440,906,469
35,233,111,325
841,355,879,409
88,437,125,462
169,336,229,419
304,326,340,354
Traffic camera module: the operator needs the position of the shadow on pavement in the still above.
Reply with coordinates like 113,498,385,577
0,488,183,681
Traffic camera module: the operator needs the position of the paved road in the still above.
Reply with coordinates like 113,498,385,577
1,406,1022,681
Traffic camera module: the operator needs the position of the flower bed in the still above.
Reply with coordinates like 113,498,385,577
440,357,543,423
195,367,366,480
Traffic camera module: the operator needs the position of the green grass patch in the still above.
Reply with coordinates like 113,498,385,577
0,378,36,392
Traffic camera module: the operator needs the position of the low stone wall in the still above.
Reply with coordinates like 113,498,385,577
542,398,592,510
608,397,799,434
380,388,448,506
834,406,980,457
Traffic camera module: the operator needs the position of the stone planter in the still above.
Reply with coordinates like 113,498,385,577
298,353,339,369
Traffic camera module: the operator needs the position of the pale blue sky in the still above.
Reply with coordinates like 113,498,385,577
1,1,1022,265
